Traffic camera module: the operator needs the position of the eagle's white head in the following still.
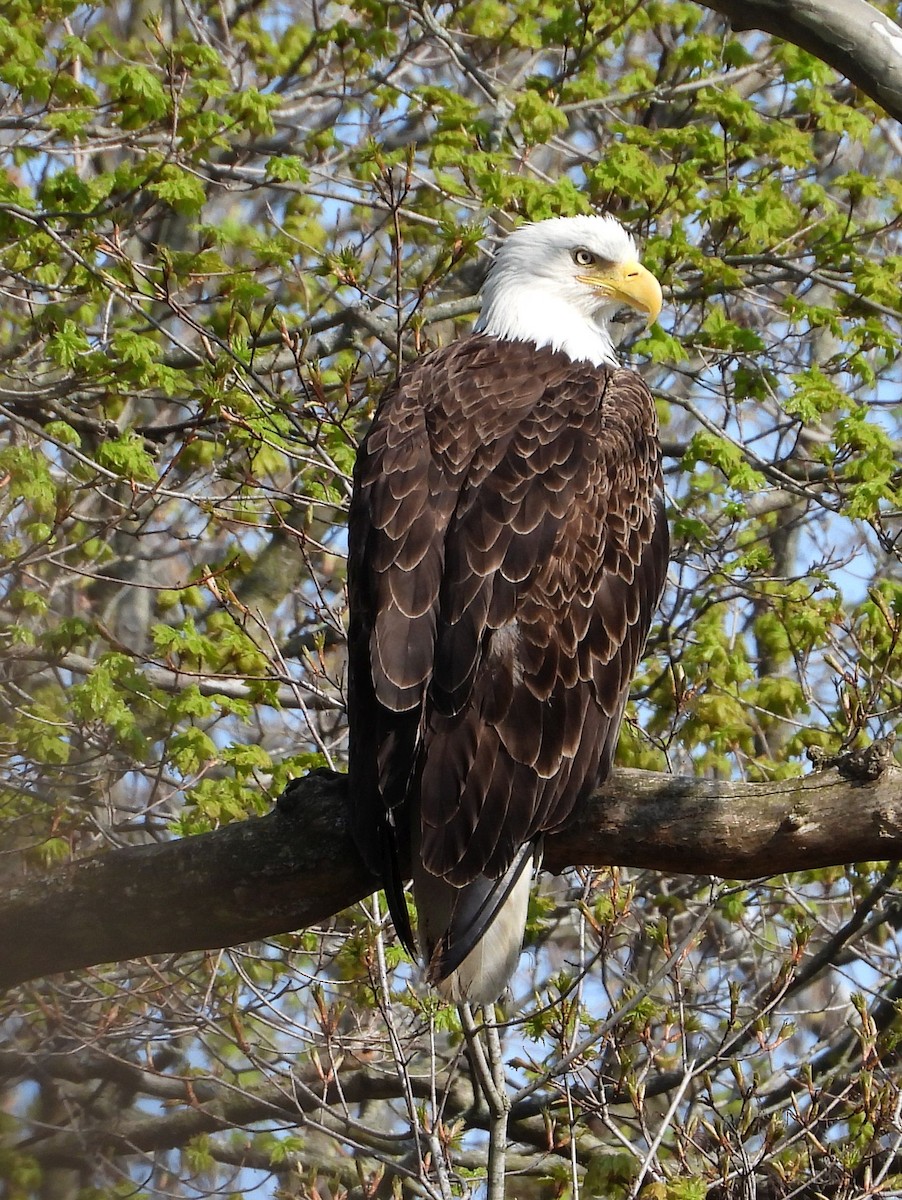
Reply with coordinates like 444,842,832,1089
474,215,663,368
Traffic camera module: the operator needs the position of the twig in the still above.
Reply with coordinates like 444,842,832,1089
459,1004,511,1198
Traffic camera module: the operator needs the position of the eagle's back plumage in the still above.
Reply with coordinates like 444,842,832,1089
347,334,668,1002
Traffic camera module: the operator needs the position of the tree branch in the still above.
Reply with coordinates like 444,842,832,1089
11,1056,473,1168
6,646,340,710
3,750,901,990
696,0,902,124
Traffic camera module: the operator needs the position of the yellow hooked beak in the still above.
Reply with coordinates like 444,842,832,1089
576,260,663,326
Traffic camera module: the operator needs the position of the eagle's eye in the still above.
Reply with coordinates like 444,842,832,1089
573,248,596,267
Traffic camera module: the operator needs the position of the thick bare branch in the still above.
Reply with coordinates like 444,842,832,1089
696,0,902,122
3,753,901,990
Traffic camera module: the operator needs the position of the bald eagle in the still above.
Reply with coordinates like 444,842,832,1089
347,215,669,1004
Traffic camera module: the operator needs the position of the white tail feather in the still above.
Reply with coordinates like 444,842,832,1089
434,865,532,1004
413,848,535,1005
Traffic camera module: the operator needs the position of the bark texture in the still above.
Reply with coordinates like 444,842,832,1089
696,0,902,123
3,750,900,989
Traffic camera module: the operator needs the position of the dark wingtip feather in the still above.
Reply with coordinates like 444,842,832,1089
381,819,417,955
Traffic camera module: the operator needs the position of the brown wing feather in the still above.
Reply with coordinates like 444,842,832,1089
347,335,668,949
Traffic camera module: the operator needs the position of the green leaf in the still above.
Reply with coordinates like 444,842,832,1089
48,320,90,368
169,727,218,774
226,88,280,136
265,155,310,183
148,166,207,215
95,432,158,483
102,63,170,126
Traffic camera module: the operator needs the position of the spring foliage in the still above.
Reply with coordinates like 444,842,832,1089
1,0,901,1196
